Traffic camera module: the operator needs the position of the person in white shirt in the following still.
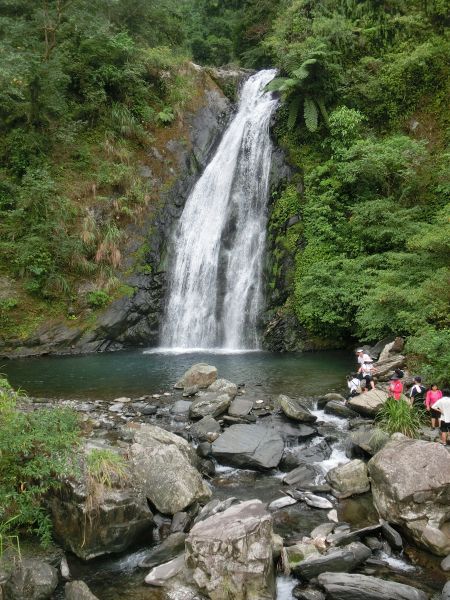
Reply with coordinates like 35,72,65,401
432,390,450,445
347,373,362,397
356,348,372,368
359,361,376,391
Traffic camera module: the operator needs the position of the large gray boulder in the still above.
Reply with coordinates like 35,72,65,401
130,424,211,515
228,397,254,417
326,460,370,499
144,555,185,586
281,440,331,470
190,392,232,419
186,499,275,600
325,401,359,419
5,559,58,600
442,581,450,600
347,390,389,417
50,449,153,560
295,542,371,579
279,395,317,423
317,572,427,600
212,425,284,470
208,378,238,398
368,436,450,556
175,364,218,389
190,415,221,441
65,581,99,600
373,355,405,380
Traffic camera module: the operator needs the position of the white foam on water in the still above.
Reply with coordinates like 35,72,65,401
316,445,350,474
378,552,416,572
312,409,348,430
276,575,297,599
143,347,263,355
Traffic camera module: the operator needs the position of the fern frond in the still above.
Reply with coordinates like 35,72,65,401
265,77,297,92
304,97,318,132
288,96,302,130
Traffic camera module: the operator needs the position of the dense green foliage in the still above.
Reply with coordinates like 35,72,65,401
264,0,449,382
0,378,81,545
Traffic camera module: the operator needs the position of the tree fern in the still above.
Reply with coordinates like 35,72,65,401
288,96,301,130
304,97,318,132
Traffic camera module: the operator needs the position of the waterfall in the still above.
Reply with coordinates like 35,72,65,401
160,69,278,351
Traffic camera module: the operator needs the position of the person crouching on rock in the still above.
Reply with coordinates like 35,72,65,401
359,361,376,392
425,383,443,428
347,373,362,398
388,374,403,400
432,389,450,445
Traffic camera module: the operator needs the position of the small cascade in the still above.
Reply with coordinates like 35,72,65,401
160,70,278,350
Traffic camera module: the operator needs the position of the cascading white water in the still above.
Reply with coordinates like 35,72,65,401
160,69,278,351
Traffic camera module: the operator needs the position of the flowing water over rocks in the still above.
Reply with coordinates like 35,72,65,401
161,70,278,350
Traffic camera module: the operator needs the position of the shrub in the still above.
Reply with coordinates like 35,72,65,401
376,397,426,438
0,380,81,545
86,289,111,309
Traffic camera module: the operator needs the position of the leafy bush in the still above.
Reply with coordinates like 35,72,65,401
86,290,111,309
376,398,426,438
0,380,81,545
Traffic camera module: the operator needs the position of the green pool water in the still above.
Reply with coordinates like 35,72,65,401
2,349,354,399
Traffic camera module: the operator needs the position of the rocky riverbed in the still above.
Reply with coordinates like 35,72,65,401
1,361,449,600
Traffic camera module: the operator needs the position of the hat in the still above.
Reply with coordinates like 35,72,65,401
356,348,364,353
390,374,399,380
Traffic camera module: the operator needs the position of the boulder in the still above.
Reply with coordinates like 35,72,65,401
186,499,275,600
171,400,192,415
441,554,450,571
228,397,254,417
283,463,322,487
378,337,404,362
296,542,371,579
139,532,187,568
284,542,320,574
373,355,405,380
293,588,325,600
49,453,153,560
5,559,58,600
175,364,218,389
190,392,232,419
350,428,389,456
208,378,238,397
347,390,389,417
279,395,317,423
194,497,240,524
65,581,99,600
261,414,317,443
325,401,359,419
190,416,221,441
326,460,370,499
130,424,211,515
443,582,450,600
144,555,185,586
317,572,427,600
212,424,284,470
281,440,331,470
321,393,347,404
368,436,450,556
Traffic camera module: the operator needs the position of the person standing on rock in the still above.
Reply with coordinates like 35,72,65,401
388,374,403,400
408,376,427,406
356,348,372,370
425,383,443,428
360,361,376,392
432,389,450,445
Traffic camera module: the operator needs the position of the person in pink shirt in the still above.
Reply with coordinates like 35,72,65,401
389,374,403,400
425,383,443,428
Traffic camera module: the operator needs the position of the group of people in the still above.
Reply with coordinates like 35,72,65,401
346,348,450,445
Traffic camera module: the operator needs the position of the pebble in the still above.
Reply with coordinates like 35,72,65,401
269,496,298,510
113,397,131,403
109,403,124,413
327,509,339,523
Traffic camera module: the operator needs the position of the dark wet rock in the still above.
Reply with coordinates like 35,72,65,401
190,392,232,419
228,397,254,417
326,524,382,547
194,497,239,524
189,415,221,441
283,463,322,487
196,442,212,458
139,532,186,569
49,450,153,560
293,587,325,600
325,401,359,419
279,395,317,423
186,499,275,600
296,542,371,579
317,572,427,600
130,424,211,515
5,559,58,600
65,580,99,600
380,522,403,550
326,460,370,499
281,440,331,470
198,458,215,477
212,424,284,470
347,390,389,418
222,414,257,425
175,364,218,390
262,414,317,443
144,555,185,586
368,435,450,556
